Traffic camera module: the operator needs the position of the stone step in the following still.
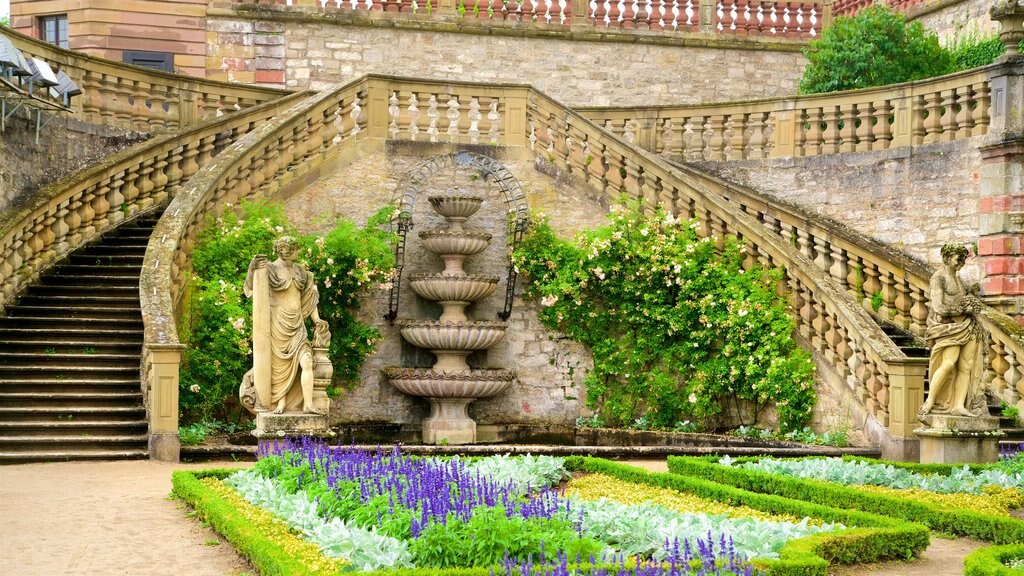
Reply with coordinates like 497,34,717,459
12,295,140,309
48,264,143,277
0,316,142,331
37,274,141,288
0,327,143,343
26,284,140,298
0,340,140,355
68,252,145,265
0,407,146,423
0,391,143,409
4,306,142,321
0,447,149,463
0,352,139,368
0,379,140,395
0,365,140,381
0,419,147,435
74,245,147,257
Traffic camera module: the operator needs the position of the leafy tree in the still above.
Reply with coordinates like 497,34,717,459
799,6,953,94
0,16,9,28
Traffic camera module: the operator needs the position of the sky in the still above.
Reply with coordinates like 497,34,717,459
1,1,9,19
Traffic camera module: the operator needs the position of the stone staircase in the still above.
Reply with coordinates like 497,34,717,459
0,217,157,463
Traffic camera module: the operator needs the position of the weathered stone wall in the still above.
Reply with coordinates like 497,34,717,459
909,0,999,44
692,139,983,277
280,145,609,430
206,17,809,106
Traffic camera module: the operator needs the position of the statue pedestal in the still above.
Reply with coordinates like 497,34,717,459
914,414,1003,464
253,412,331,439
422,398,476,445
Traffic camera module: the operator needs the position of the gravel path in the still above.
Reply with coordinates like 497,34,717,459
0,459,985,576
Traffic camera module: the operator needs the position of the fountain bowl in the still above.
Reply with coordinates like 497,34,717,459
384,367,516,398
410,274,499,303
419,230,492,256
429,195,483,219
398,319,507,350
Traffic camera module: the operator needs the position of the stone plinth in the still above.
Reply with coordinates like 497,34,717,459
254,412,331,439
422,398,476,445
915,414,1003,464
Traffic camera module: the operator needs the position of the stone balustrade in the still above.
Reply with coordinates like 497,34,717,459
1,27,289,133
526,88,930,454
578,67,991,161
222,0,824,38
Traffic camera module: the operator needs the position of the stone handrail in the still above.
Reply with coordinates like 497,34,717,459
224,0,824,39
1,27,291,133
665,160,1024,411
140,74,534,457
576,66,991,161
0,90,312,315
524,87,928,454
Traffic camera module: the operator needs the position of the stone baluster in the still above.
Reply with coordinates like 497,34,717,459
812,235,830,272
492,0,507,19
922,91,942,144
105,171,127,227
854,102,874,151
148,84,172,132
838,104,856,153
97,74,119,126
151,154,170,206
604,154,626,202
163,147,185,195
909,284,928,336
845,255,862,297
873,367,889,426
521,0,536,21
593,0,607,24
114,78,137,127
81,70,103,123
801,107,822,157
322,100,342,146
955,86,975,139
746,112,768,159
861,262,881,310
795,228,812,260
551,0,564,23
289,123,309,170
727,115,746,160
846,335,864,394
833,321,852,379
196,135,217,172
878,268,895,318
989,339,1012,401
136,158,156,211
1007,351,1022,404
388,92,401,140
828,245,849,290
305,114,324,161
212,127,233,157
939,88,959,142
607,0,622,27
180,141,201,184
467,98,481,144
89,178,112,235
487,98,501,143
706,115,726,160
891,277,910,328
973,83,990,134
131,81,151,132
274,134,293,180
821,106,841,154
873,100,893,150
117,164,141,220
799,282,816,341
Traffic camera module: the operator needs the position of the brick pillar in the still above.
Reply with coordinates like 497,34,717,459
253,21,287,86
978,58,1024,325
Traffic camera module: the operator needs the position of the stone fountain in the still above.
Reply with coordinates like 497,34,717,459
385,195,515,444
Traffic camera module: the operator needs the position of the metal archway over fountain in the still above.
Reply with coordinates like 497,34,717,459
383,150,529,445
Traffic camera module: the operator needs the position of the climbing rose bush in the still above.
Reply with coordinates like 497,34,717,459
513,204,815,432
179,200,394,425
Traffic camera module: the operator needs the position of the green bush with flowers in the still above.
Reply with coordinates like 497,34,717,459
513,203,816,432
178,200,395,426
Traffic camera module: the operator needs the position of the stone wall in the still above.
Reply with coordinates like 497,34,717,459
206,17,809,106
909,0,999,44
280,145,610,430
692,139,983,277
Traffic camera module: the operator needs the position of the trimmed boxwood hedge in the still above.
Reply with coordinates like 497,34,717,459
173,457,930,576
963,544,1024,576
665,455,1024,544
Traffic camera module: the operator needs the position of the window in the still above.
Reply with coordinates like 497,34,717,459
40,15,68,49
123,51,174,73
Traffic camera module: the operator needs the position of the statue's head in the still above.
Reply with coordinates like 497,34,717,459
273,236,299,260
940,243,969,267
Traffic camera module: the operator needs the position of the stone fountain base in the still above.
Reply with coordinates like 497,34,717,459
423,398,477,444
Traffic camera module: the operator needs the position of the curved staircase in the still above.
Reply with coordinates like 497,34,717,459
0,217,157,463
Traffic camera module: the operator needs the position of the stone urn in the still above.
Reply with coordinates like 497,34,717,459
385,195,515,444
991,0,1024,59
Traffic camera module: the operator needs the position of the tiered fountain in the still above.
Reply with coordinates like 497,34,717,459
385,195,515,444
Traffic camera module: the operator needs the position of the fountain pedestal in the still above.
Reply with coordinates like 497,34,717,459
386,195,515,444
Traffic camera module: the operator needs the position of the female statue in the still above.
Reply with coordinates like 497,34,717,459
918,243,985,418
240,236,328,415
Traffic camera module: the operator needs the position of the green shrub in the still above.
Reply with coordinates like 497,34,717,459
178,200,395,425
666,455,1024,544
963,544,1024,576
948,33,1005,70
799,6,953,94
513,202,816,432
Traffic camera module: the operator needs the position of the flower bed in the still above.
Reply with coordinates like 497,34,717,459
172,441,929,576
666,455,1024,544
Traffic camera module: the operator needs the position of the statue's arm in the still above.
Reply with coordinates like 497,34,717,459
244,255,268,298
930,274,959,318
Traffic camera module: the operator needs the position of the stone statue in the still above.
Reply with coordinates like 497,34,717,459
239,236,329,415
918,243,985,419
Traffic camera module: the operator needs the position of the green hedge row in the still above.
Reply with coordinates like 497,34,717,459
963,544,1024,576
665,456,1024,544
172,468,330,576
563,457,929,576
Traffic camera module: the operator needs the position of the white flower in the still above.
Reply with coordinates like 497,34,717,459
231,317,245,331
688,393,697,403
326,258,334,265
592,267,606,280
640,228,649,236
540,294,559,307
189,384,200,393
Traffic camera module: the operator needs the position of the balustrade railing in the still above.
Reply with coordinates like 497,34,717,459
1,27,290,133
578,67,991,161
524,88,930,446
223,0,823,38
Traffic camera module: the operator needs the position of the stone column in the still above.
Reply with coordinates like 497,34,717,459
147,343,186,462
978,35,1023,324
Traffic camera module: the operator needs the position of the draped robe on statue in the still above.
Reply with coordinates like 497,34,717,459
244,258,319,412
923,269,984,415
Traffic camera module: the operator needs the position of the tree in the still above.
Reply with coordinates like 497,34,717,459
799,6,953,95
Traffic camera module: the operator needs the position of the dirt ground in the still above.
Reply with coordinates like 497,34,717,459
0,459,986,576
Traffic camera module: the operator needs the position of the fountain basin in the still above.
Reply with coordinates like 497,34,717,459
398,320,507,351
384,367,515,398
429,195,483,219
410,274,499,303
419,230,492,256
